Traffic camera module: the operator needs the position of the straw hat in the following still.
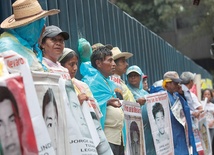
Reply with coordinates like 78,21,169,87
0,0,60,29
111,47,133,60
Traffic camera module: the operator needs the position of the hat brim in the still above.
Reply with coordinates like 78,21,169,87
46,31,69,40
113,52,133,60
142,75,148,79
1,9,60,29
171,78,182,83
126,70,141,76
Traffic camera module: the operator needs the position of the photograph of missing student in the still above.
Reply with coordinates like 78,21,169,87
64,80,98,155
33,73,68,155
130,121,140,155
42,88,58,152
198,117,212,155
0,76,38,155
146,92,174,155
123,101,145,155
152,102,169,144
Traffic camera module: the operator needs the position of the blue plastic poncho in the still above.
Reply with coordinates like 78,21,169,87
168,92,197,155
126,65,149,100
0,18,45,71
83,70,116,128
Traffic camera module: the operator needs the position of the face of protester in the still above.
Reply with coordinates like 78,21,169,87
128,72,141,88
155,111,165,135
143,78,148,91
165,81,180,94
203,90,212,103
64,56,78,79
97,55,116,78
115,57,128,76
42,34,65,63
44,102,58,152
0,99,21,155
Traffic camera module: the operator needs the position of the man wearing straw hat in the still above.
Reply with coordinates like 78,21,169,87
110,47,135,102
0,0,59,71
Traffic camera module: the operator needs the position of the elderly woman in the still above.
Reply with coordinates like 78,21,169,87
126,65,156,155
126,65,148,105
58,48,113,155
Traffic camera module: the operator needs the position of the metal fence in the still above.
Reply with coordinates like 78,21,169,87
0,0,212,86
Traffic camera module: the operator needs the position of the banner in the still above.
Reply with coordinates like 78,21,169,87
0,74,38,155
146,91,174,155
0,51,55,155
123,101,145,155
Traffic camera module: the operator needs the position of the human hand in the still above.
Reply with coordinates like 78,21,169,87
136,97,146,106
107,98,121,108
192,110,204,118
78,93,89,105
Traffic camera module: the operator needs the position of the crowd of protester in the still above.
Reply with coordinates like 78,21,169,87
1,0,214,155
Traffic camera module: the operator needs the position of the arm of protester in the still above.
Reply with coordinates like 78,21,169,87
78,93,89,105
107,98,121,108
192,109,204,118
136,97,146,106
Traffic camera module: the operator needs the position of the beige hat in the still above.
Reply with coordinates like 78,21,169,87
1,0,60,29
111,47,133,60
163,71,182,83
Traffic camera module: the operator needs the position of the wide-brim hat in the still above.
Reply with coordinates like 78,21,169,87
0,0,60,29
111,47,133,60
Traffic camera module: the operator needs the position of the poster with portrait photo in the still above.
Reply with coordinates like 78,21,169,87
146,91,174,155
123,101,145,155
32,71,69,155
198,116,212,155
58,78,98,155
1,51,56,155
0,74,38,155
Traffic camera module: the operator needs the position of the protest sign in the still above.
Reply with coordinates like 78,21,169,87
123,101,145,155
146,91,174,155
198,116,212,155
0,74,38,155
59,79,99,155
32,71,70,155
0,51,55,155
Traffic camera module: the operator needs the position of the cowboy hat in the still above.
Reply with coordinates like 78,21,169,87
0,0,60,29
111,47,133,60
